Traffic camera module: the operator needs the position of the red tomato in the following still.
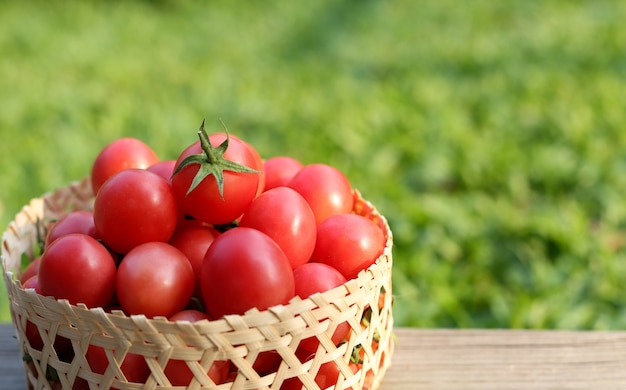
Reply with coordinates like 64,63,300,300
93,169,178,254
38,233,116,308
85,344,150,388
293,263,350,353
90,137,159,194
146,159,177,182
116,242,195,318
171,125,261,225
239,187,316,269
211,133,265,196
288,163,353,224
168,225,220,301
165,310,229,386
310,214,385,280
21,275,43,350
20,256,41,285
280,353,358,390
263,156,303,191
45,210,97,247
293,262,346,299
201,227,295,319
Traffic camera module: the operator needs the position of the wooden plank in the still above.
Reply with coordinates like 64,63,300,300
381,328,626,390
3,324,626,389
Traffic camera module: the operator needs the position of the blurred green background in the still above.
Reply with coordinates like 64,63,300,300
2,0,626,328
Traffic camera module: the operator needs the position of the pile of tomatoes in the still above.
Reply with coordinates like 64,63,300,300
19,121,387,388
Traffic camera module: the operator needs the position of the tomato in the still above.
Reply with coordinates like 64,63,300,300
263,156,303,191
280,353,358,390
293,263,350,353
146,159,177,182
165,310,229,386
252,350,282,376
20,256,41,285
293,262,346,299
45,210,97,247
239,187,316,269
21,275,43,350
38,233,116,308
85,344,150,388
310,214,385,280
226,133,266,197
288,163,353,224
168,225,220,301
90,137,159,194
201,227,295,319
116,242,194,318
93,169,178,254
171,123,261,225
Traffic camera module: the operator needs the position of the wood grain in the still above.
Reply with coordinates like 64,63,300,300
3,324,626,389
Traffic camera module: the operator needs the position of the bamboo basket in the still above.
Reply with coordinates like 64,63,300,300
1,177,394,390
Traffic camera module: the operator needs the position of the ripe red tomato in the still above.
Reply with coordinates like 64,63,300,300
263,156,303,191
93,169,178,254
85,344,150,388
90,137,159,194
146,159,176,182
45,210,97,247
168,224,220,301
239,187,316,269
38,233,117,308
116,242,195,318
165,310,229,386
293,263,350,353
171,124,261,225
310,214,385,280
220,132,266,197
21,275,43,350
280,353,358,390
288,163,354,224
19,256,41,285
201,227,295,319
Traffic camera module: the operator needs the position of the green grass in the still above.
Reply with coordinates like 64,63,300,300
2,0,626,329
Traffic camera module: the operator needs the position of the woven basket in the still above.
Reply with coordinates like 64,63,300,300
2,177,394,390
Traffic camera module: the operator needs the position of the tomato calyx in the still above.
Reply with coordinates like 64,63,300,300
172,120,260,199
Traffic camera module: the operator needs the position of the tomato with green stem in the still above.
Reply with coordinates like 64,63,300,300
171,121,261,225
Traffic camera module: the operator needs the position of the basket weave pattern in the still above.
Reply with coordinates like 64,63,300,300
2,177,394,390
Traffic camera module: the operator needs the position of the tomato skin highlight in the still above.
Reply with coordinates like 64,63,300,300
310,213,386,280
288,163,354,224
94,169,178,254
38,233,117,308
239,187,316,269
90,137,159,195
201,227,295,319
116,242,195,318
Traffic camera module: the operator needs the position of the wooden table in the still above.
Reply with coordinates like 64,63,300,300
3,324,626,389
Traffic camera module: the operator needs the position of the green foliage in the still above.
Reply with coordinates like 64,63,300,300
2,0,626,328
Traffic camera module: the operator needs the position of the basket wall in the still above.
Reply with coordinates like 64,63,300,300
2,177,394,390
